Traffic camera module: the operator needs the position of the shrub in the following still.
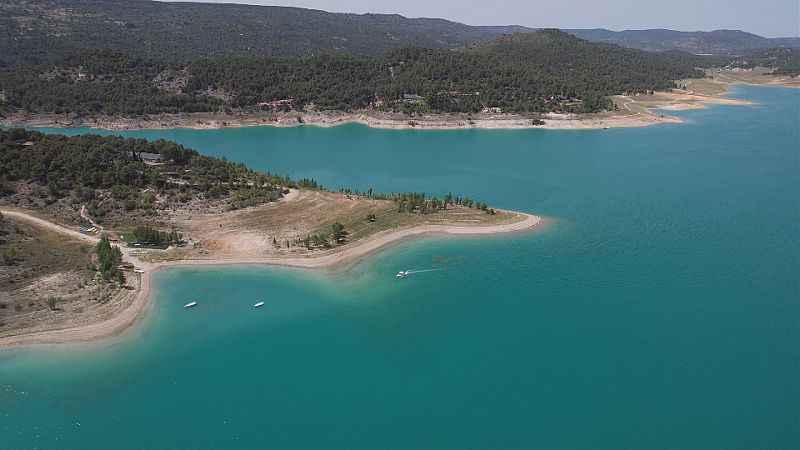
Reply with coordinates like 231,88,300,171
1,245,17,265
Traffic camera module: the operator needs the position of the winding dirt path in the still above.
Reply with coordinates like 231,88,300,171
2,209,99,244
80,204,103,231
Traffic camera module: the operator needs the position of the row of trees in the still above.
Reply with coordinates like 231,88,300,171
131,226,182,246
96,235,125,285
295,222,347,249
335,189,494,214
393,192,493,214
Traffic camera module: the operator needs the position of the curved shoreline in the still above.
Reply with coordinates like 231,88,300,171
2,110,676,132
0,210,543,350
4,77,791,133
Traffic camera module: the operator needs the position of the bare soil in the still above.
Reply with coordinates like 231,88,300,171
0,214,139,338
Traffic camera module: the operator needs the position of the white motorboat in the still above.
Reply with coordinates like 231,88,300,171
254,301,265,308
184,301,197,308
396,270,409,278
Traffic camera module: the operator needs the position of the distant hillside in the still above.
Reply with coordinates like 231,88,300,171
728,48,800,76
565,29,800,56
2,0,795,66
0,0,531,65
0,30,707,117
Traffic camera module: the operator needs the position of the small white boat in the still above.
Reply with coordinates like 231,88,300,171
254,301,265,308
184,301,197,308
396,270,409,279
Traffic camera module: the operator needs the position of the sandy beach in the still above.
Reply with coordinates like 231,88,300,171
2,108,680,131
0,208,542,350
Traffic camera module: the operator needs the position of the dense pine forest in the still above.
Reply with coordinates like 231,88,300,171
0,0,528,65
0,128,288,215
1,1,794,118
0,30,710,116
1,0,795,66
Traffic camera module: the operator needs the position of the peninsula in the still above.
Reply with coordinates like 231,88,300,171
0,130,542,348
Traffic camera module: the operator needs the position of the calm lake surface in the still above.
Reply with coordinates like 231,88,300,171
2,85,798,449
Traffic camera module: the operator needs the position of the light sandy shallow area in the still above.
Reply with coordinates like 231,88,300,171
0,207,542,350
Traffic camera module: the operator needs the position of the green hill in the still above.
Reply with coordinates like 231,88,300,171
0,30,708,117
0,0,529,65
2,0,795,67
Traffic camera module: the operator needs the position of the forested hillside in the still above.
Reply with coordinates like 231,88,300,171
2,0,795,67
0,128,288,215
7,1,790,118
0,0,529,65
0,30,708,116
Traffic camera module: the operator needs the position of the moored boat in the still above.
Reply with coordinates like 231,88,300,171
184,301,197,308
254,301,265,308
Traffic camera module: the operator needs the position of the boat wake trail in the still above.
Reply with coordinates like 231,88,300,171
405,269,443,275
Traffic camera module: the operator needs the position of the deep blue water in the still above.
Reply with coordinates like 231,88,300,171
1,85,798,449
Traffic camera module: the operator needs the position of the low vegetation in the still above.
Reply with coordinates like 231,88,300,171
0,214,97,326
0,213,142,337
0,213,18,265
0,213,91,291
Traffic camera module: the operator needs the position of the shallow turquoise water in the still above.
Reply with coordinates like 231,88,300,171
2,85,798,449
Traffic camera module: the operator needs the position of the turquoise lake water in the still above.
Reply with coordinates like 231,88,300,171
1,85,798,449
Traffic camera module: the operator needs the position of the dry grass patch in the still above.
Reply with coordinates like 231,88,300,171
176,189,521,258
0,216,139,338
